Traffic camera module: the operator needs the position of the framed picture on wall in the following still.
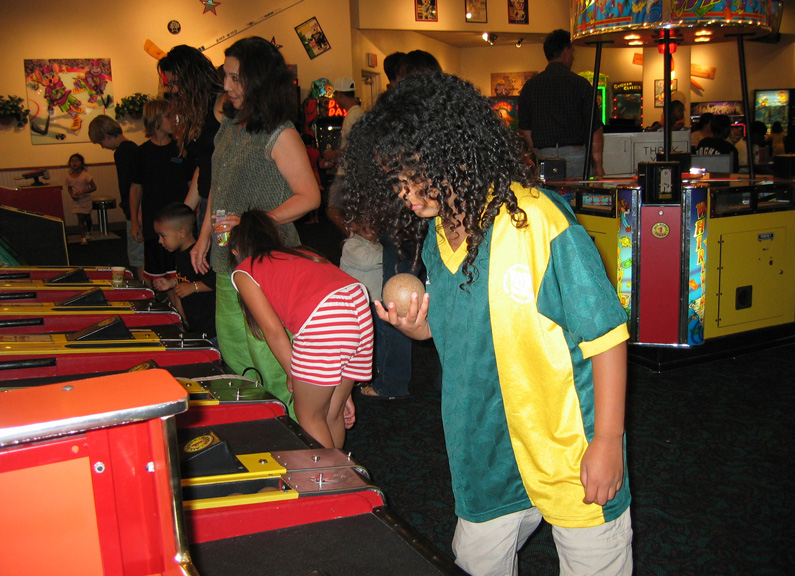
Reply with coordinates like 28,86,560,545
24,58,114,145
295,17,331,59
654,79,678,108
491,71,537,97
415,0,438,22
508,0,528,24
465,0,487,23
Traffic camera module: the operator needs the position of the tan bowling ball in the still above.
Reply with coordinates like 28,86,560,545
382,273,425,317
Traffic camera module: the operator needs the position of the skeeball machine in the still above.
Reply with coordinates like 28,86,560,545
552,174,795,369
0,370,465,576
557,1,795,368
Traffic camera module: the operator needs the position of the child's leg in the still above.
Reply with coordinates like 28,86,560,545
452,507,543,576
326,378,355,447
77,213,88,238
551,507,633,576
291,379,337,448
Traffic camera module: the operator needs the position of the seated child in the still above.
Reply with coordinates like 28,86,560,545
152,202,216,341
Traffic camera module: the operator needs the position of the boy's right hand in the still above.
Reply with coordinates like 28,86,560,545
374,292,432,340
152,277,169,291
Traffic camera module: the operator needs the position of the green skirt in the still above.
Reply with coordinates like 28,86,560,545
215,274,295,418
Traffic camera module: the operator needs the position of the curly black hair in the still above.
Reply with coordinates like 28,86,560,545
340,71,534,286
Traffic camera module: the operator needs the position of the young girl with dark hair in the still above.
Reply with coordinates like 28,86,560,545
340,71,632,576
229,210,371,448
65,153,97,245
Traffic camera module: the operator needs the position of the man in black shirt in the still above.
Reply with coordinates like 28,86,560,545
518,29,604,179
695,114,739,173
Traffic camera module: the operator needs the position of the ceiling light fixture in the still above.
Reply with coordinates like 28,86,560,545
516,38,524,48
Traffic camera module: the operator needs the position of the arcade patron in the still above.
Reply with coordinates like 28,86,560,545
518,29,604,179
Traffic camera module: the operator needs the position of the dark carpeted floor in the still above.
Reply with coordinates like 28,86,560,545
67,217,795,575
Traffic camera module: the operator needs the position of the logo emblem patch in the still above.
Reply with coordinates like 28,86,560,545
503,264,534,304
651,222,670,239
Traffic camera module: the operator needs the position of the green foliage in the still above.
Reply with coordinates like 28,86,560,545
0,95,30,126
114,93,153,120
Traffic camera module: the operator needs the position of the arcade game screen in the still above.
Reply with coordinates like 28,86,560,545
754,89,791,134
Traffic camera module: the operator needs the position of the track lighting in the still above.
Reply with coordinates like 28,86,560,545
482,32,498,45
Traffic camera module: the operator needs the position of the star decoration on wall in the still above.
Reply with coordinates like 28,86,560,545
270,37,283,50
200,0,221,15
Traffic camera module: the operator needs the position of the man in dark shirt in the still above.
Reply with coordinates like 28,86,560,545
88,114,143,280
518,29,604,179
695,114,739,172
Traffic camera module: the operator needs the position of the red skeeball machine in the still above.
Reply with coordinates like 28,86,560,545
0,268,153,302
0,370,195,576
0,316,220,381
0,266,134,282
0,288,183,334
0,370,464,575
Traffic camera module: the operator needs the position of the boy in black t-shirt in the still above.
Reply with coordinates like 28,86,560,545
153,202,216,340
88,114,143,280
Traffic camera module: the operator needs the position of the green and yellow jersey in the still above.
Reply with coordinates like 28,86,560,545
423,184,630,528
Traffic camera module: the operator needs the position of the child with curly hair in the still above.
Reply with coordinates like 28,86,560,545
228,210,372,448
340,71,632,576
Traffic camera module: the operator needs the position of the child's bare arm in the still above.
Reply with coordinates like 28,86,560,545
235,273,293,375
580,340,627,506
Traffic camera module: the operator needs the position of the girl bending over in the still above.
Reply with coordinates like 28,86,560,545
228,210,373,448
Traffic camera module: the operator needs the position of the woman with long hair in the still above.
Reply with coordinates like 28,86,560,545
191,36,321,414
157,45,225,225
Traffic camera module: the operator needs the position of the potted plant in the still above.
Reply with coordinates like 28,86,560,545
0,95,30,126
114,92,152,120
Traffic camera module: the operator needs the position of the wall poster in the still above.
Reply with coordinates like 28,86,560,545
465,0,487,23
24,58,113,145
415,0,438,22
295,17,331,59
654,79,678,108
508,0,528,25
491,71,537,97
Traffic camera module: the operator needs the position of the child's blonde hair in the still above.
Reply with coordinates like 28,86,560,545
143,99,171,138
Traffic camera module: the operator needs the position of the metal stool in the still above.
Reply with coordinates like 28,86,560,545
92,197,116,237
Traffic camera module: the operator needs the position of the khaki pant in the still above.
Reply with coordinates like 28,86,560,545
452,507,632,576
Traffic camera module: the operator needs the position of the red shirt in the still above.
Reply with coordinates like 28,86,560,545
232,252,358,335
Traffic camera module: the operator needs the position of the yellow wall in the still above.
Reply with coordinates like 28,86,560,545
0,0,354,170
